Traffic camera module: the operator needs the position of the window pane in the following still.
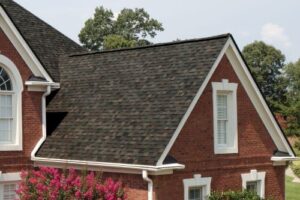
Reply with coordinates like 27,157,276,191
189,187,203,200
217,120,227,145
0,119,12,142
217,95,227,119
3,183,17,200
0,67,12,91
246,181,258,193
0,95,13,118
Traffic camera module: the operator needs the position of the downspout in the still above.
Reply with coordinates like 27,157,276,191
31,85,51,159
142,170,153,200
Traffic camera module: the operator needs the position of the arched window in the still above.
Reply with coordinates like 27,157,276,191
0,55,23,151
0,67,13,143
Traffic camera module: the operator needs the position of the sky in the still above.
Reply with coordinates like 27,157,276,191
14,0,300,62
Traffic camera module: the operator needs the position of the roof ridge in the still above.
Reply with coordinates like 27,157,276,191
69,33,231,57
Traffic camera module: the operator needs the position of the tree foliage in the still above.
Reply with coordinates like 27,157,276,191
242,41,287,112
282,60,300,135
79,6,164,50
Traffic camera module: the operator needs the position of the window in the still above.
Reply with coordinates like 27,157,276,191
3,183,17,200
0,68,13,143
0,55,23,151
183,174,211,200
0,172,20,200
241,170,266,198
212,79,238,154
189,187,203,200
246,181,259,193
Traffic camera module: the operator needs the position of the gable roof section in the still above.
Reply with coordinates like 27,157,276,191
0,0,85,81
36,34,230,166
156,36,295,165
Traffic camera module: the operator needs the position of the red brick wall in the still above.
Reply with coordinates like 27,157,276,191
0,29,43,172
102,172,149,200
154,55,285,200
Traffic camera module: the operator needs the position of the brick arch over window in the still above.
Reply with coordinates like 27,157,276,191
0,54,23,151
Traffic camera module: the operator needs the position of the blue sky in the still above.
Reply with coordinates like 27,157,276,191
15,0,299,62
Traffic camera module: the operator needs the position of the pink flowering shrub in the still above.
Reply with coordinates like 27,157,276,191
16,167,126,200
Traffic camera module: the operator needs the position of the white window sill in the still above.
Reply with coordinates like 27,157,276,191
0,143,22,151
214,146,238,154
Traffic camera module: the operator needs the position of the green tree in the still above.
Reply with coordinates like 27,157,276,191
79,7,164,50
242,41,287,112
282,60,300,135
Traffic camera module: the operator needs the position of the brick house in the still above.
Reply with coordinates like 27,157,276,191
0,1,297,199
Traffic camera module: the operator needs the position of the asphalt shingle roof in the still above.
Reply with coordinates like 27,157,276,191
0,0,85,81
37,34,230,165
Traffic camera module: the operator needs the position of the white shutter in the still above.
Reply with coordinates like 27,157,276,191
217,95,227,145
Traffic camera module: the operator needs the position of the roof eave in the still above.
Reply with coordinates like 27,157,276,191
32,156,185,175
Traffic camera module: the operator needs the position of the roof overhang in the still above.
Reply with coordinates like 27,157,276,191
25,80,60,91
33,157,185,175
0,5,54,82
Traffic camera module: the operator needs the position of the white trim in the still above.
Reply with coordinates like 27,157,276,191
25,81,60,92
33,156,185,175
0,6,53,82
271,156,300,162
212,79,238,154
241,169,266,198
0,172,20,182
156,37,294,166
183,174,211,200
156,39,232,166
225,39,294,156
0,55,23,151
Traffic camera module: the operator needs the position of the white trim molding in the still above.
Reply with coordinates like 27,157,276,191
241,169,266,198
0,6,53,82
212,79,238,154
0,172,20,182
0,55,23,151
183,174,212,200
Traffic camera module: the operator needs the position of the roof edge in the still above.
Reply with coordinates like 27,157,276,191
32,156,185,175
69,33,232,57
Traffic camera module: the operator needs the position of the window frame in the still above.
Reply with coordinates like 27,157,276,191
212,79,238,154
0,55,23,151
241,169,266,198
183,174,212,200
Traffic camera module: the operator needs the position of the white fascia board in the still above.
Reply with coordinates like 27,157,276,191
271,156,299,162
155,38,232,166
25,81,60,88
0,6,53,82
225,38,294,157
32,157,185,175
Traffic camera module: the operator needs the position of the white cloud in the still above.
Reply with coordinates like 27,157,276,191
261,23,291,48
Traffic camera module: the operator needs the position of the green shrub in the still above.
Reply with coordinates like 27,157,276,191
208,190,272,200
294,141,300,152
291,164,300,178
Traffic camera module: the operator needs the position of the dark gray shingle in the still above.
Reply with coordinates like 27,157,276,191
37,34,230,165
0,0,85,81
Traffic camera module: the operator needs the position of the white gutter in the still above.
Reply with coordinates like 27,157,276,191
31,85,51,160
271,156,300,162
25,81,60,88
142,170,153,200
32,156,185,172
